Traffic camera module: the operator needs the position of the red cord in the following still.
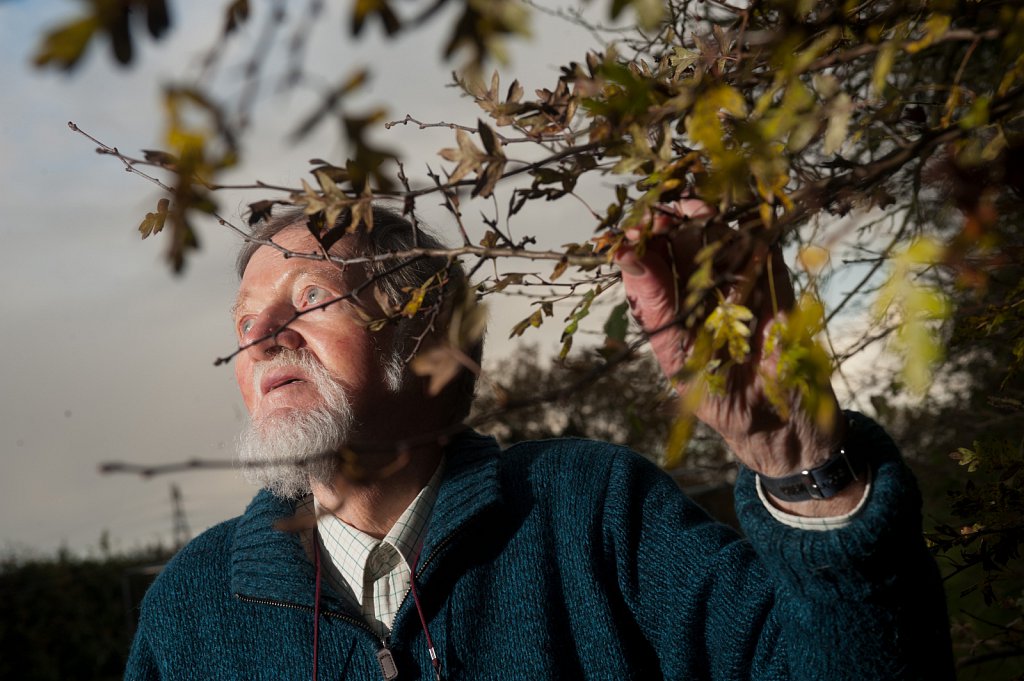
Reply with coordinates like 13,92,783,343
312,530,322,681
410,549,441,681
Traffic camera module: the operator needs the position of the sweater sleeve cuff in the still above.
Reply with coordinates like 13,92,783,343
755,469,872,531
734,411,926,601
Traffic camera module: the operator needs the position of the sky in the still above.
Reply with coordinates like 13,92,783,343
0,0,625,557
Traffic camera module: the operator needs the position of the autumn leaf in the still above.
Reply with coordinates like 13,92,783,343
410,346,463,396
401,285,428,317
139,198,170,238
492,273,524,292
762,294,835,426
473,71,527,126
550,258,569,281
440,129,486,184
510,309,545,338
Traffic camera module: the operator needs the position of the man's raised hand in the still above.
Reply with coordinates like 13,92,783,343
615,200,864,516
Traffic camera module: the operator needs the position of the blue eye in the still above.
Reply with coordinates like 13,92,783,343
239,318,255,337
301,286,329,308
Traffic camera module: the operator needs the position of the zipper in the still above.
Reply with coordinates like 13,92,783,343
235,593,400,679
235,526,468,679
415,528,464,580
234,592,374,632
388,526,467,628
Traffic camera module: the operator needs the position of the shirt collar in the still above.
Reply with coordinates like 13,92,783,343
229,430,504,608
311,459,445,603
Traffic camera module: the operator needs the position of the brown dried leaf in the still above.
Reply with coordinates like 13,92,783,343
439,129,485,184
139,198,170,238
410,346,462,396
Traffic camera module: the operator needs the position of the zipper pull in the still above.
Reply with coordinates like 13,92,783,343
376,642,399,680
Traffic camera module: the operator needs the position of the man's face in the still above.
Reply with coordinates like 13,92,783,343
232,225,400,442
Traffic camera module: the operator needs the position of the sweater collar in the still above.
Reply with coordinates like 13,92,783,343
229,429,504,607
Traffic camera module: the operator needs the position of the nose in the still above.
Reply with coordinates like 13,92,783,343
241,302,304,359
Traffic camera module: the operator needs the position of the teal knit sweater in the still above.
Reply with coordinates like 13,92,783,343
126,414,953,679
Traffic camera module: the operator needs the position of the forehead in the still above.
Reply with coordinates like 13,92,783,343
234,225,356,308
246,224,353,269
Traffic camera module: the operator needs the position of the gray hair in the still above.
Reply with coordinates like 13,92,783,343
236,204,483,425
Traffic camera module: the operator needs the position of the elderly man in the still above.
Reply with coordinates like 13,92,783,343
126,204,953,680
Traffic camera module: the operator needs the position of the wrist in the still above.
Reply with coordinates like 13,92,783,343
727,408,848,479
764,475,869,517
757,413,869,514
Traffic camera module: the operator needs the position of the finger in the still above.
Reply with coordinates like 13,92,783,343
618,239,690,378
623,206,654,242
663,198,716,220
618,239,680,333
623,200,716,241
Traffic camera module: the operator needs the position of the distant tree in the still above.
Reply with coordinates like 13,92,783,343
0,546,171,681
473,344,733,487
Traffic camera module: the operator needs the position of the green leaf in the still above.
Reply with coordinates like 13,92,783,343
603,302,630,345
960,96,991,131
33,16,99,71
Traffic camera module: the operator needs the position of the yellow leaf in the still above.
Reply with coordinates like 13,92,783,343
903,236,945,265
792,28,841,73
663,378,706,468
871,42,897,97
631,0,665,31
905,14,951,54
797,245,830,275
704,300,753,362
686,85,747,155
824,93,853,155
401,285,427,317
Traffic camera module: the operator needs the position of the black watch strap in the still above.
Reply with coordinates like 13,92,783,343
758,421,864,502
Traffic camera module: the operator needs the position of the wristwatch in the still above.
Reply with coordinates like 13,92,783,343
757,419,865,502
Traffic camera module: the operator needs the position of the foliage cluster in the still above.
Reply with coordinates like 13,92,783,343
0,546,170,681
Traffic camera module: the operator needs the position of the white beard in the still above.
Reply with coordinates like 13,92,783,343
237,350,355,499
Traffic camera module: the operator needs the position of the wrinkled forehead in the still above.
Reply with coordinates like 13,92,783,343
233,224,362,310
241,223,359,275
